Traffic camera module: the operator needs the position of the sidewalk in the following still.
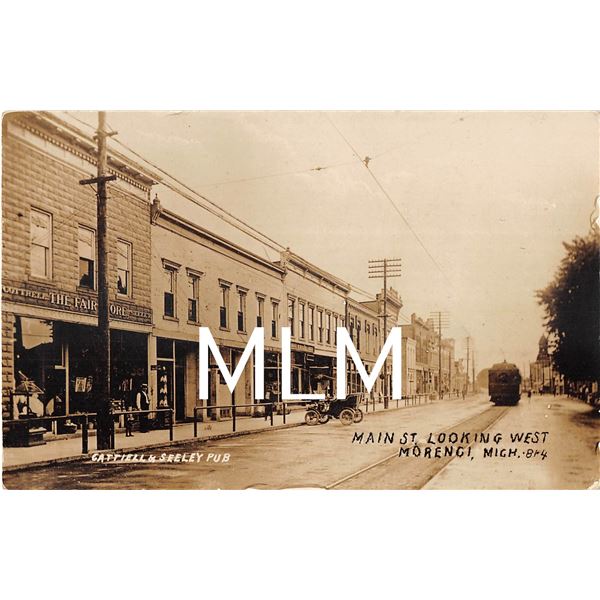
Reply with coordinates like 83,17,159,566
2,395,446,471
3,410,307,471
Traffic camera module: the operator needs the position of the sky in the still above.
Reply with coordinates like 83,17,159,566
65,111,599,374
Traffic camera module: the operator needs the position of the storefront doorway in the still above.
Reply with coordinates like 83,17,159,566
156,337,196,422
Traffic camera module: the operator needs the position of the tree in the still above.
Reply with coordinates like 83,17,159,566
536,232,600,383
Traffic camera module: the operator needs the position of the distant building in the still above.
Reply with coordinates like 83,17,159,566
346,297,383,397
402,313,436,394
530,335,552,393
402,335,417,396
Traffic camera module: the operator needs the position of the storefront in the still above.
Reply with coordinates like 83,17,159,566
155,337,197,422
3,283,153,419
286,344,336,397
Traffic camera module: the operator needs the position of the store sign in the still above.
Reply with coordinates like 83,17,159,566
2,283,152,325
290,341,315,353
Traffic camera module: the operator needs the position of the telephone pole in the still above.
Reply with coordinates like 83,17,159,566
80,112,117,449
472,349,476,393
430,311,450,399
368,258,401,408
465,336,471,396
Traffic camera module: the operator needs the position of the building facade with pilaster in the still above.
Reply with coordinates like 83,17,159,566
2,112,156,424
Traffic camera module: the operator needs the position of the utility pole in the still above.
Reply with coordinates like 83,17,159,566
80,112,117,450
368,258,401,408
430,311,450,399
449,348,452,394
465,336,471,396
472,350,476,393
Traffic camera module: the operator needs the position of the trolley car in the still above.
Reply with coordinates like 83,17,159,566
488,361,521,405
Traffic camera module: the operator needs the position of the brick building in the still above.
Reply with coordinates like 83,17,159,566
2,112,157,421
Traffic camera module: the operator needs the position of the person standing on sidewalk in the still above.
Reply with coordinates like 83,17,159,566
125,406,135,437
263,385,274,421
136,383,150,433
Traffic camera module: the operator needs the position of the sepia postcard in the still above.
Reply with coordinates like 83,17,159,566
2,110,599,490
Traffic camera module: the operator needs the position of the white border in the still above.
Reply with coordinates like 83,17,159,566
2,2,599,599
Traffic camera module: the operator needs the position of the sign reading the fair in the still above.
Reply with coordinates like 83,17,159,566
2,282,152,325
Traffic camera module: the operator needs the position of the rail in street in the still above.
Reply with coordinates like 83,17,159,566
3,394,599,490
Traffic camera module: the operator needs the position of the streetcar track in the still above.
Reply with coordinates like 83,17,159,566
325,405,510,489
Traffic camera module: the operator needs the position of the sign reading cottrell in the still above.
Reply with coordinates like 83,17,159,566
2,283,152,325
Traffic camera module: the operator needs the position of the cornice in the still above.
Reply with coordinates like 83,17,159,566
8,113,156,193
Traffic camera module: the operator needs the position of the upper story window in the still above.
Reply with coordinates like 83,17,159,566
326,313,331,345
187,269,202,324
334,315,339,343
365,323,371,354
308,306,314,341
30,208,52,279
237,287,247,332
288,297,295,337
356,320,361,351
78,226,95,289
317,310,324,343
299,303,306,339
163,266,177,319
256,294,265,328
219,280,231,329
117,240,132,297
271,300,279,338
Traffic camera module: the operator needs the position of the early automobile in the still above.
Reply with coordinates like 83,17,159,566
305,394,364,425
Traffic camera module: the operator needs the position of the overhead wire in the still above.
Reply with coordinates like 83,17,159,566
194,158,355,188
325,115,471,337
62,111,288,253
57,111,459,332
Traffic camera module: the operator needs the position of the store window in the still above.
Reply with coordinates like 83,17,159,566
117,240,132,297
271,300,279,338
13,317,63,417
78,226,95,289
30,208,52,279
237,288,247,332
219,280,231,329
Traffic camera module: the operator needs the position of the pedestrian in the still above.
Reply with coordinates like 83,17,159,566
263,385,274,421
125,406,135,437
136,383,150,432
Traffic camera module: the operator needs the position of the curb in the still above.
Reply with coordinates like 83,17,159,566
3,421,305,474
3,399,445,474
